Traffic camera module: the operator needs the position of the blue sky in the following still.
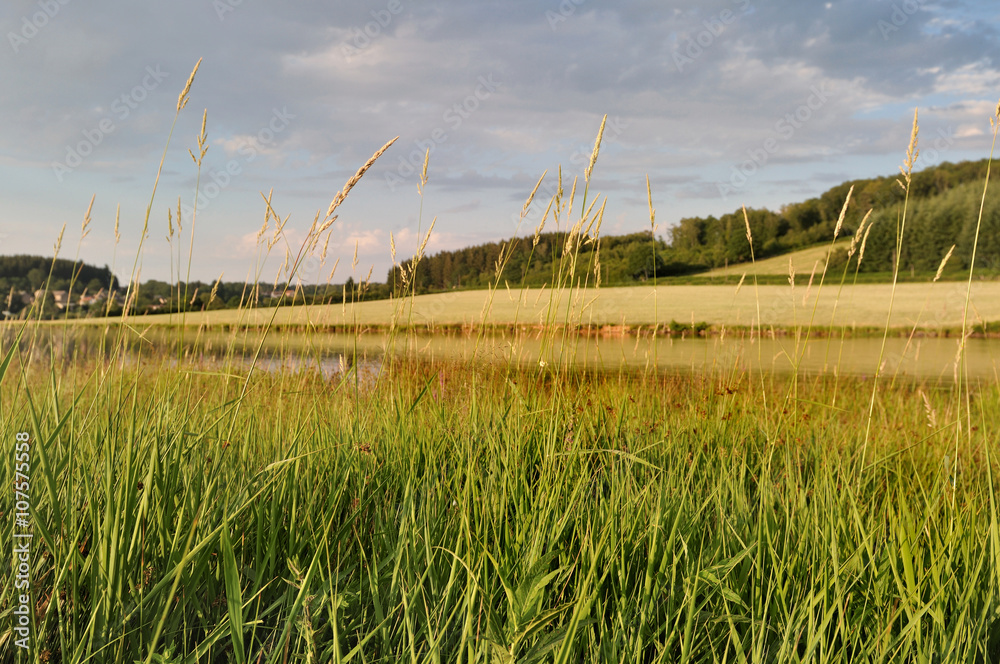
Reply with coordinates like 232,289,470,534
2,0,999,284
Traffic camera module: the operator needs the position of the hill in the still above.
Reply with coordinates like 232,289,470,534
698,240,851,278
389,158,1000,294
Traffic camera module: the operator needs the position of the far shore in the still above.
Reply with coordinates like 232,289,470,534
14,282,998,335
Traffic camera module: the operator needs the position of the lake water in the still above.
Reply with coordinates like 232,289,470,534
9,326,1000,383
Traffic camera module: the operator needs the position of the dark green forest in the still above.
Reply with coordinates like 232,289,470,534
0,255,119,294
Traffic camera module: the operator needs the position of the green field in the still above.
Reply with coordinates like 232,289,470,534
103,280,1000,331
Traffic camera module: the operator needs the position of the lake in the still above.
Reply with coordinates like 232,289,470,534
9,325,999,383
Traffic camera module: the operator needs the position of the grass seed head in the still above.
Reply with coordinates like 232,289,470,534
81,194,94,240
54,223,66,257
585,114,608,182
177,58,202,112
417,217,436,258
742,206,753,245
848,209,873,258
327,137,398,220
209,273,223,305
901,108,919,183
646,174,656,231
833,185,853,239
934,244,956,282
523,171,547,218
418,148,429,195
858,220,875,263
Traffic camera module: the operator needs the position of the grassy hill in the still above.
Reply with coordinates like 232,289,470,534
696,240,851,278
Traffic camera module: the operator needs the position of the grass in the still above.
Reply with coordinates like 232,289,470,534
2,355,999,662
3,63,1000,662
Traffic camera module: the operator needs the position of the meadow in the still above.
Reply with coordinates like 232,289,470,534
95,280,1000,332
2,63,1000,663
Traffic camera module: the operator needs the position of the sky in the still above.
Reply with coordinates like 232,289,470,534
2,0,999,285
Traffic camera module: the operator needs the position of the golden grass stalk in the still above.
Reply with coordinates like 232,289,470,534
861,108,919,479
742,205,769,436
81,194,94,240
326,137,399,220
585,115,607,183
177,58,202,112
54,223,65,257
934,244,956,282
858,220,875,263
418,148,430,196
209,273,223,306
416,217,436,259
832,185,854,239
848,210,873,259
524,170,547,218
951,99,1000,495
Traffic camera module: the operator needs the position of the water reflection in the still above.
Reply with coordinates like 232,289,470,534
5,325,999,382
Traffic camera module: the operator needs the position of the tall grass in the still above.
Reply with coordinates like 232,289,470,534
2,68,1000,663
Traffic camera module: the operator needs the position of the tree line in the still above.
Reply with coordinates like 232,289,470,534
390,158,999,292
6,157,999,317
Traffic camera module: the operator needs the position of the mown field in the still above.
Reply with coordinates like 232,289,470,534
696,240,851,278
88,281,1000,332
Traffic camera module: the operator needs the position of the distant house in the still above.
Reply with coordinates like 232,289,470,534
148,296,170,312
34,289,71,309
78,288,107,307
